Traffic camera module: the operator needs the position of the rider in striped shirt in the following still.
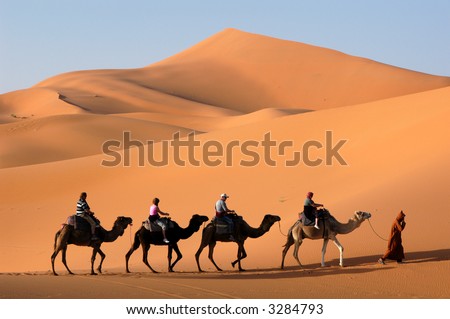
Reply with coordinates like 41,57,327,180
76,192,99,241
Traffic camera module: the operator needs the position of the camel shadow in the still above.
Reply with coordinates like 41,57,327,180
172,248,449,280
172,265,386,280
327,248,450,266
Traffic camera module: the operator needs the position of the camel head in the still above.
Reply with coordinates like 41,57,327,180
262,214,281,228
353,211,371,222
191,214,209,225
115,216,133,230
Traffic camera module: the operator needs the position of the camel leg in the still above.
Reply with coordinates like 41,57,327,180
331,237,344,267
207,242,222,271
293,238,303,268
125,231,141,273
231,242,247,271
167,245,173,272
51,232,62,276
61,246,74,275
168,244,183,272
51,228,72,276
142,243,158,273
51,246,62,276
321,238,329,267
96,248,106,274
51,252,59,276
195,241,208,272
125,246,135,273
90,247,99,275
281,235,295,269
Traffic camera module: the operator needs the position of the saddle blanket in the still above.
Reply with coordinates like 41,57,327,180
211,217,234,235
299,209,330,226
143,217,174,232
299,212,315,226
65,215,99,231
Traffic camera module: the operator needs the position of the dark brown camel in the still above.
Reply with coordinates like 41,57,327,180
51,216,133,275
125,214,208,273
195,214,281,272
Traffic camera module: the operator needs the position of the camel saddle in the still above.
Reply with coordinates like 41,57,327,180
211,215,242,235
300,208,330,226
65,214,100,231
142,217,174,232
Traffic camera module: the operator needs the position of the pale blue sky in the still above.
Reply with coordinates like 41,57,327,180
1,0,449,94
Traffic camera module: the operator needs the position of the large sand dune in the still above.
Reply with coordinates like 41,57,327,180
0,28,449,298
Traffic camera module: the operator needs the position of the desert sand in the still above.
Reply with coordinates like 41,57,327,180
0,29,449,299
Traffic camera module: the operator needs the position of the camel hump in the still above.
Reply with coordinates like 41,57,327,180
318,208,331,219
143,217,175,232
64,214,100,231
211,216,239,235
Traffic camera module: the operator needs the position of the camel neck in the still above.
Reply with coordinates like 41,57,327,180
245,221,272,238
179,221,200,240
102,224,125,242
335,218,362,234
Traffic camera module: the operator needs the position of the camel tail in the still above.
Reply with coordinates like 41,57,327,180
282,227,294,247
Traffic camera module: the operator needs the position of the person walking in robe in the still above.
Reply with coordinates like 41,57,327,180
378,211,406,264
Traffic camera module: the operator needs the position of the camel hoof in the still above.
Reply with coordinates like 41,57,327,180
239,268,246,272
90,272,98,276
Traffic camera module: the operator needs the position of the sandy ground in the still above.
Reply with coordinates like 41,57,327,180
1,252,449,299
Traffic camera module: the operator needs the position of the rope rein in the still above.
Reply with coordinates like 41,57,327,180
368,219,388,241
277,221,287,237
129,224,133,245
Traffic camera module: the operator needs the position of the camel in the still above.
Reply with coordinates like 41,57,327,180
51,216,133,275
195,214,281,272
281,209,371,269
125,214,209,273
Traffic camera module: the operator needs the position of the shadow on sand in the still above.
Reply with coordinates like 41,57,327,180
162,248,450,280
44,248,449,278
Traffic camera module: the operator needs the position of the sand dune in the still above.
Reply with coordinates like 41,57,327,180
144,28,450,111
0,88,83,124
1,87,449,275
0,107,309,168
0,28,449,298
112,108,309,133
0,114,197,168
4,28,449,120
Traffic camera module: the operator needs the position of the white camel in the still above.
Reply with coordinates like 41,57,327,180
281,209,371,269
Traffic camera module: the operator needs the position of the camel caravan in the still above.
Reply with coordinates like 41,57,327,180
51,192,371,275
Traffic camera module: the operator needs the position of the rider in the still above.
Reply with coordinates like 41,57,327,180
215,193,236,241
76,192,99,241
304,192,324,229
149,197,170,243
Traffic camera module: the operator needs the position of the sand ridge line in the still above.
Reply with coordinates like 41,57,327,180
130,275,240,299
76,275,186,298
